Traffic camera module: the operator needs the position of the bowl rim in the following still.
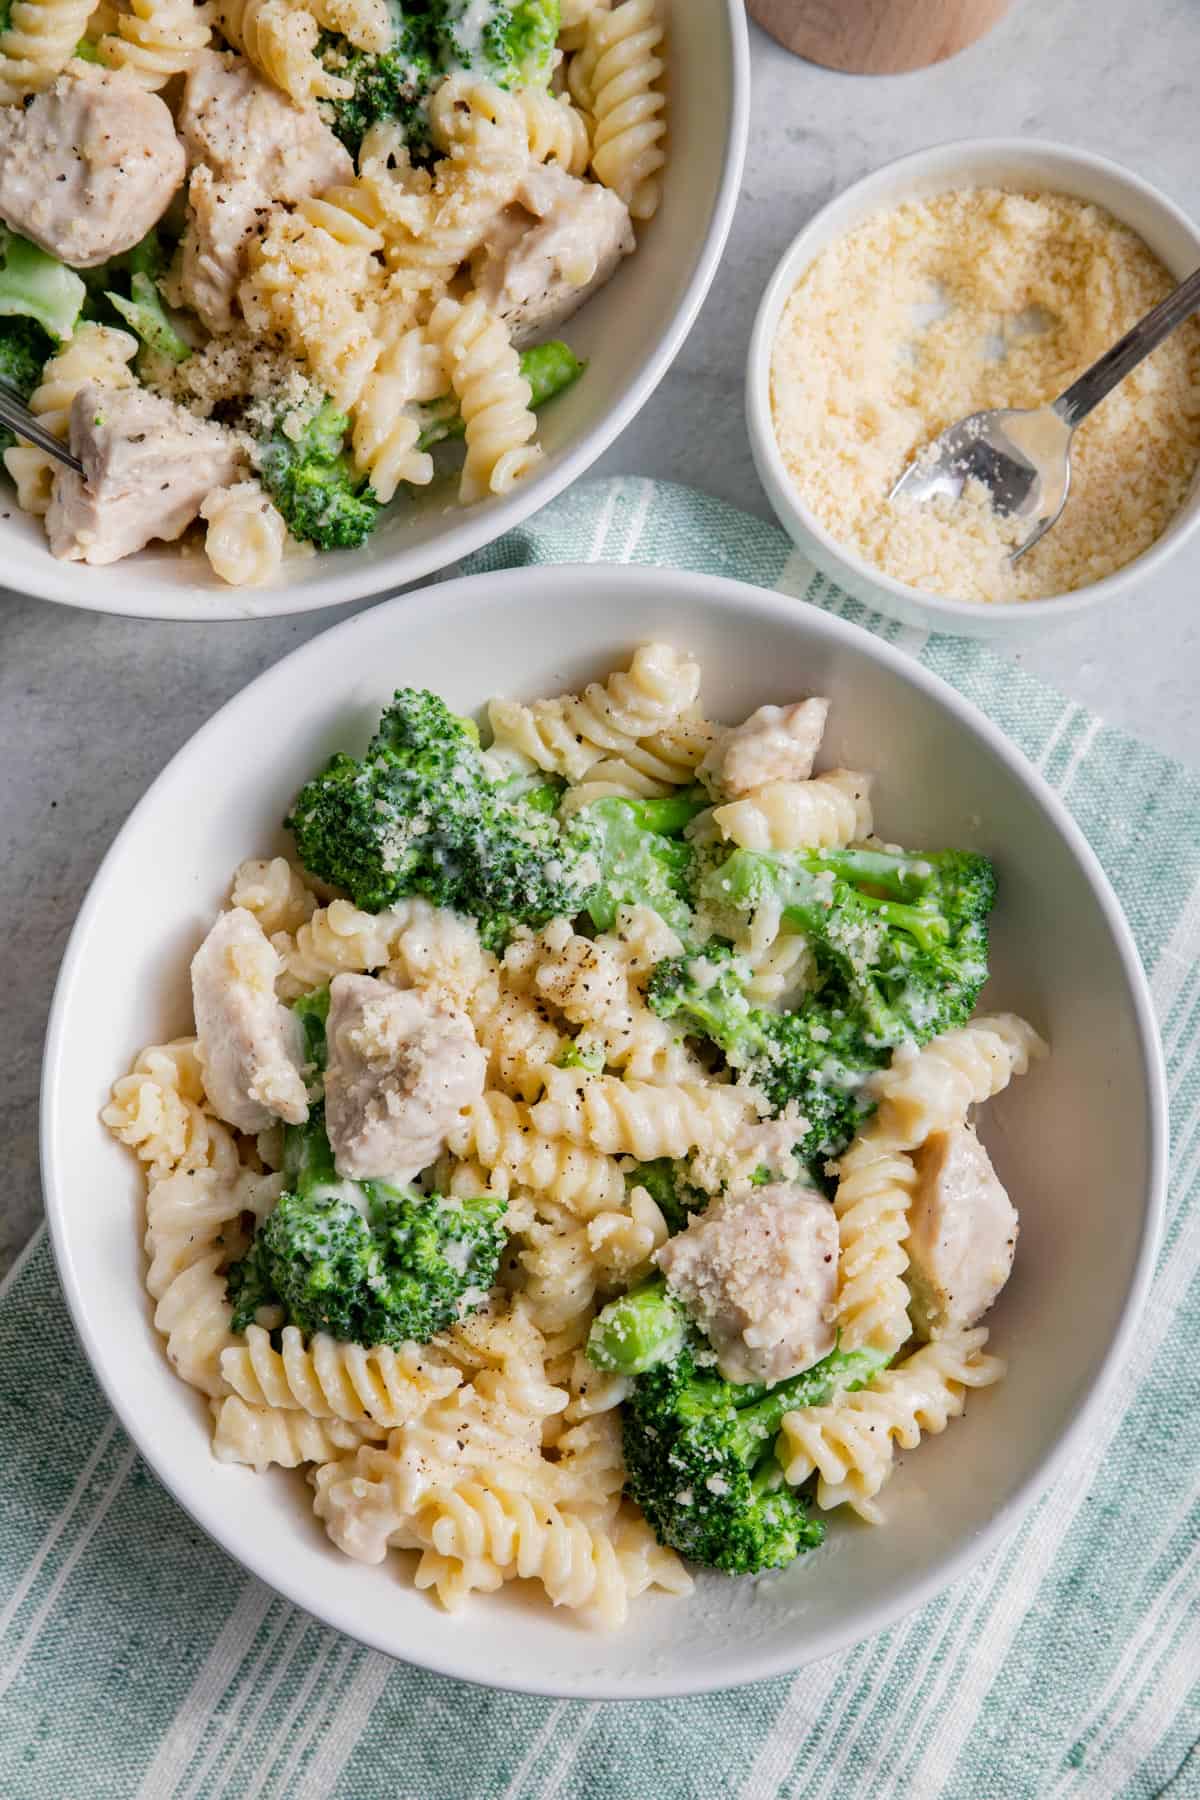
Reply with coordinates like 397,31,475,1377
9,1,751,625
745,134,1200,631
40,563,1169,1697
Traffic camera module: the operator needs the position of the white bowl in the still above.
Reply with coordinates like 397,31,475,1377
42,564,1166,1695
746,138,1200,640
8,1,748,623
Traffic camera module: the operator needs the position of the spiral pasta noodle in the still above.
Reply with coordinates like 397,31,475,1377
211,1395,383,1470
448,1091,626,1216
3,323,137,517
487,642,702,784
779,1328,1006,1521
274,897,449,999
98,0,212,88
200,481,287,587
0,0,93,100
582,0,666,221
560,0,610,50
713,769,874,852
220,1323,462,1427
467,972,570,1101
144,1163,282,1395
103,1039,240,1183
350,317,445,502
211,0,349,102
431,75,590,176
425,293,540,504
229,857,316,939
384,110,529,299
531,1070,757,1160
871,1013,1048,1150
829,1127,917,1358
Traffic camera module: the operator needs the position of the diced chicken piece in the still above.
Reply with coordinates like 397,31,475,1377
324,974,487,1184
46,384,241,566
470,164,634,347
905,1123,1019,1338
656,1182,838,1386
0,65,184,267
176,51,353,331
179,169,275,334
700,699,831,798
191,908,310,1134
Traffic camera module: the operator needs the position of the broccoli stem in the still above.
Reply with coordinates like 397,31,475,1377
107,272,191,364
416,341,586,451
0,229,85,343
721,1344,892,1462
587,1275,687,1374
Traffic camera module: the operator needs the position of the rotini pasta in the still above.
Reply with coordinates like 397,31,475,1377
200,481,288,587
530,1070,757,1159
425,293,541,503
779,1328,1006,1521
3,323,137,517
220,1323,461,1426
829,1126,917,1358
211,1395,384,1469
211,0,349,101
0,0,93,101
230,857,317,939
583,0,666,221
872,1014,1048,1150
350,316,445,501
431,73,590,175
98,0,212,88
712,769,874,852
103,1039,240,1183
448,1091,626,1216
487,642,701,784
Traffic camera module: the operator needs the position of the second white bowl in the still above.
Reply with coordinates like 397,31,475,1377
746,138,1200,639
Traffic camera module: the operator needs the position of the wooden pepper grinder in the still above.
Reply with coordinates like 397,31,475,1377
747,0,1016,74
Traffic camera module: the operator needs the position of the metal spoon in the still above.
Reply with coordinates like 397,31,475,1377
0,381,83,473
889,264,1200,561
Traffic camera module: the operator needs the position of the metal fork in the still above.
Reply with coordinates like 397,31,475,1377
0,381,83,473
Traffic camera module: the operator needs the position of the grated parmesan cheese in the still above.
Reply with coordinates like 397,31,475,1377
770,188,1200,603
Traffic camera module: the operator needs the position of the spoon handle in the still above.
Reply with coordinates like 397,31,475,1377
1054,264,1200,429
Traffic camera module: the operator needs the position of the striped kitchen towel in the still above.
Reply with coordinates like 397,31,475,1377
2,478,1198,1800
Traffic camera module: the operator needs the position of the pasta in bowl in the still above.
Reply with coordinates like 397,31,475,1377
0,0,747,617
43,566,1164,1692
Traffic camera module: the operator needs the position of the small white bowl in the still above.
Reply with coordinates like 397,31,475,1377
42,563,1166,1696
6,0,749,622
746,138,1200,639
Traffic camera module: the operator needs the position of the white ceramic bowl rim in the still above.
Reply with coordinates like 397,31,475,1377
40,566,1168,1696
14,3,750,623
746,136,1200,629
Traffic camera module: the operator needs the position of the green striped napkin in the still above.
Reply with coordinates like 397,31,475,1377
4,478,1198,1800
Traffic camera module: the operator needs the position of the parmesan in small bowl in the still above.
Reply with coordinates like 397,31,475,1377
746,140,1200,638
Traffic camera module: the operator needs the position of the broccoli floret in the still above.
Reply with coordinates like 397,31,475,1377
0,229,85,343
647,942,888,1165
711,844,996,1047
435,0,559,88
565,791,707,935
0,315,51,452
107,272,191,364
588,1281,889,1573
256,397,381,549
321,8,439,160
287,686,597,947
228,1104,507,1344
625,1158,707,1235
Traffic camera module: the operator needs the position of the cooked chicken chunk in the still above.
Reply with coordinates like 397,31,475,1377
46,384,241,566
656,1182,838,1386
191,908,310,1134
176,52,352,331
324,974,487,1184
700,699,831,798
905,1123,1019,1338
470,164,634,347
0,65,184,267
